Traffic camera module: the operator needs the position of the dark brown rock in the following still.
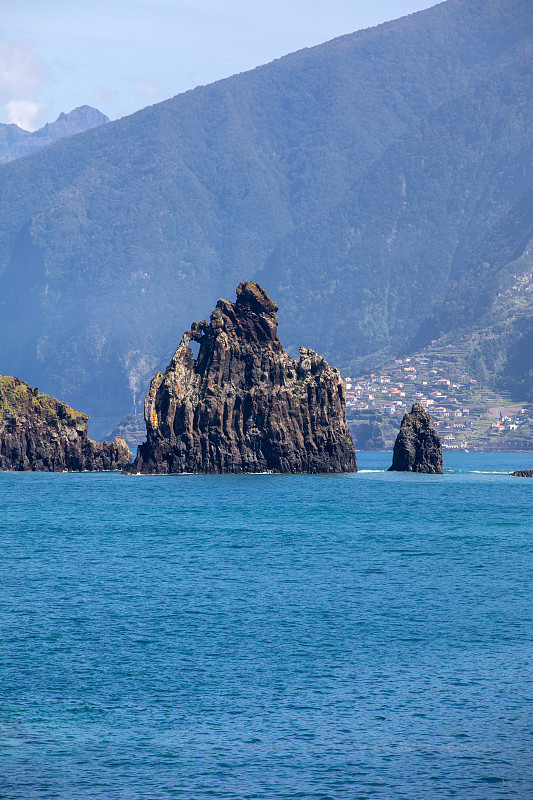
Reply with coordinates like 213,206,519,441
510,469,533,477
126,282,356,474
388,403,443,474
0,376,131,471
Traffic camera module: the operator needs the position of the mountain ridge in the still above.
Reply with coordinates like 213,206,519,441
0,106,109,163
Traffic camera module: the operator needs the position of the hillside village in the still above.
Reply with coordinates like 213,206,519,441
344,345,533,451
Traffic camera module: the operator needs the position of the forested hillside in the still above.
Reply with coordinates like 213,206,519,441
264,59,533,366
0,0,531,436
409,185,533,400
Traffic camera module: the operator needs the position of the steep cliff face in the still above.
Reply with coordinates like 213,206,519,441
388,403,443,474
127,282,356,474
0,376,131,471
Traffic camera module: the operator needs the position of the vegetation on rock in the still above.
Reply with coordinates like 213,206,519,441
0,376,131,471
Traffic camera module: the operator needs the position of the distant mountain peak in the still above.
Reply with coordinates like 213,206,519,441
0,106,109,163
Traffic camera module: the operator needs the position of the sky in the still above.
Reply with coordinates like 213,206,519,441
1,0,439,131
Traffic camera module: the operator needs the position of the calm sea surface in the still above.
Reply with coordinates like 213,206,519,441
1,452,532,799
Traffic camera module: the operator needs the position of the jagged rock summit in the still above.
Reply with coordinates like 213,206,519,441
0,376,131,471
389,403,443,474
127,282,356,474
0,105,109,163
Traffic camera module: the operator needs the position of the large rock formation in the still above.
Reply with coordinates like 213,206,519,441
388,403,443,474
127,282,356,474
0,376,131,471
510,469,533,477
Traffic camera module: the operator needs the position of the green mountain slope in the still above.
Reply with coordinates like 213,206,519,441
408,184,533,399
264,58,533,367
0,0,531,436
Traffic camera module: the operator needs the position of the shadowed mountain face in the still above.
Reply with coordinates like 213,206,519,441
0,106,109,163
0,0,531,437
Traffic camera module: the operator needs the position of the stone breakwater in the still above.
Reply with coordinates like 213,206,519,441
126,282,356,474
0,376,131,471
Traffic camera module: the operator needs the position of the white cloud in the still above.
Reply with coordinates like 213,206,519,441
0,38,52,127
130,77,165,102
5,99,49,130
0,38,52,101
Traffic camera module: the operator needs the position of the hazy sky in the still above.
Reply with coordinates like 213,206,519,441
2,0,439,130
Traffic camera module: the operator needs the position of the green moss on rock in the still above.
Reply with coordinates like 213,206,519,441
0,375,131,472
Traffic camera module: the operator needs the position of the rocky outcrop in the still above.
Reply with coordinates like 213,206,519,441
0,376,131,471
388,403,443,473
510,469,533,477
126,282,356,474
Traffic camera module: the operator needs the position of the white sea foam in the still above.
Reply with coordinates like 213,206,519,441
470,470,511,474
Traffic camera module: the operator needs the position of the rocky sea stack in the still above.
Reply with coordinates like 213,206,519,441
389,403,443,474
0,376,131,471
126,282,356,474
510,470,533,478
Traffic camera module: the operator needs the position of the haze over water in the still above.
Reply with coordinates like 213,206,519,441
1,452,532,798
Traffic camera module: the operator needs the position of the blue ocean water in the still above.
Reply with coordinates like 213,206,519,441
0,452,532,800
